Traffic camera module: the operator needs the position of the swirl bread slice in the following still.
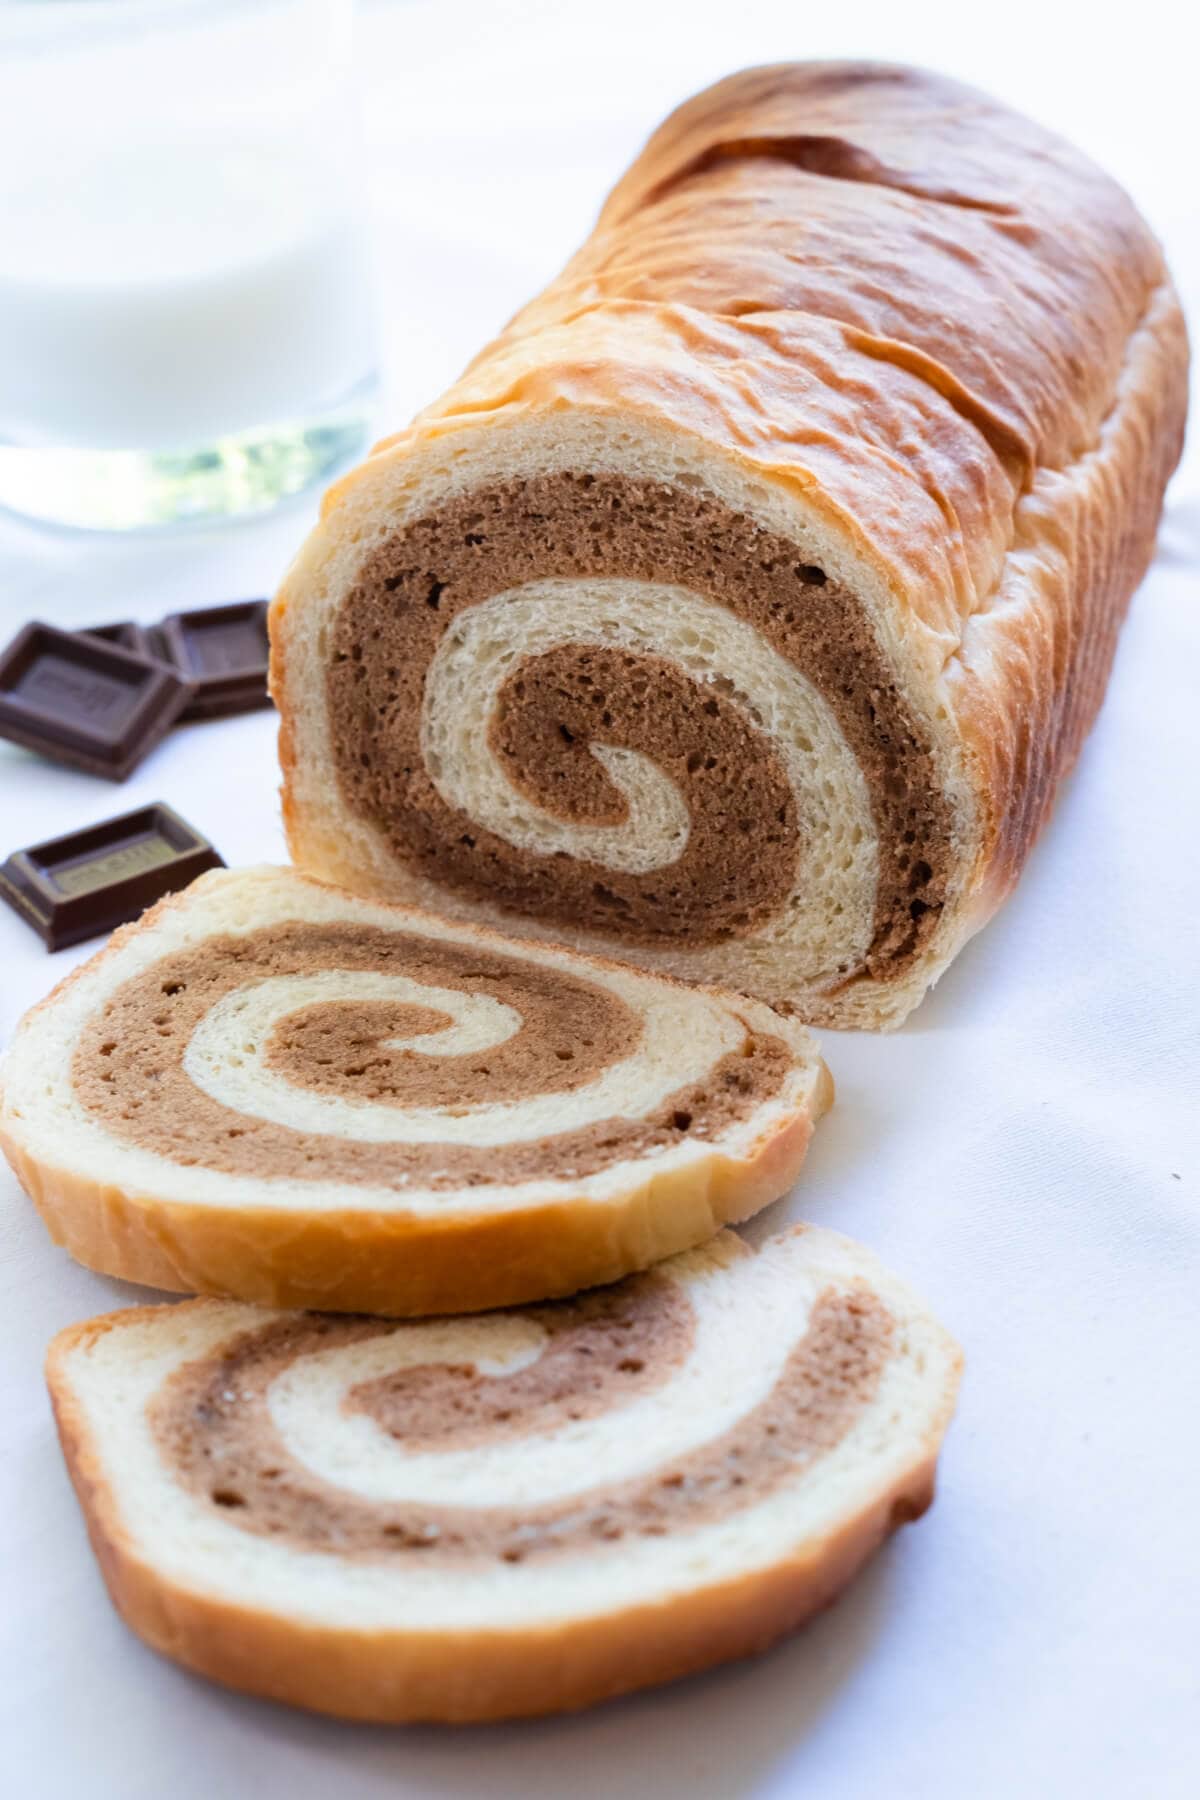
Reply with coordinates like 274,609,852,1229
271,63,1187,1028
45,1225,962,1723
1,866,831,1316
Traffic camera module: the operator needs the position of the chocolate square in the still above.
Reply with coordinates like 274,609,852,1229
152,599,272,719
0,622,188,780
78,620,162,662
0,803,224,950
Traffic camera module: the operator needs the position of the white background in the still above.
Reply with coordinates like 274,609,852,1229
1,2,1197,1795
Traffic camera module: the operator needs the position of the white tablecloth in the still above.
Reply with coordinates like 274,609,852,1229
1,3,1197,1795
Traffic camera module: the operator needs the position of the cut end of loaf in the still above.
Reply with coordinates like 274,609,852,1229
273,434,980,1030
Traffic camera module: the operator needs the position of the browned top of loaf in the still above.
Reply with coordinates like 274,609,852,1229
297,63,1186,929
348,62,1172,644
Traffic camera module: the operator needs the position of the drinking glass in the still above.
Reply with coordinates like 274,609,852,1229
0,0,378,530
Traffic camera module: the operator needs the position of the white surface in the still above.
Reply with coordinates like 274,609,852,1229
0,1,1197,1794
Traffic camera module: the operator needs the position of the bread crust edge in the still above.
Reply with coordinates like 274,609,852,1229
1,1063,831,1316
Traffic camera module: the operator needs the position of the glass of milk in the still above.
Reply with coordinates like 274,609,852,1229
0,0,378,530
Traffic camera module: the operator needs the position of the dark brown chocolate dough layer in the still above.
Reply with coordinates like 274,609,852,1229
326,473,952,979
72,921,792,1188
347,1273,692,1449
488,645,800,937
149,1280,893,1564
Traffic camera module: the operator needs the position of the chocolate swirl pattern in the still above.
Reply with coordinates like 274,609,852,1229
272,64,1186,1028
421,575,878,979
1,866,831,1316
46,1228,963,1722
312,479,942,1008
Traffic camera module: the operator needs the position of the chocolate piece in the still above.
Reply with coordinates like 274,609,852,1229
0,803,223,950
151,600,271,719
0,622,188,780
78,621,162,662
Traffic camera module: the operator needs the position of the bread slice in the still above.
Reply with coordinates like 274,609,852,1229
1,866,831,1316
46,1224,961,1723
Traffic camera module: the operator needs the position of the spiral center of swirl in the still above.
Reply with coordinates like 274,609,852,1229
327,472,953,985
72,920,795,1189
148,1263,895,1565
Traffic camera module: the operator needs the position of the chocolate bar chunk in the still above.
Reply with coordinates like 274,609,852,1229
152,599,271,719
0,803,223,950
78,621,161,662
0,622,188,780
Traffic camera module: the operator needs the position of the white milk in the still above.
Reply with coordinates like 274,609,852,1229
0,138,374,450
0,0,375,454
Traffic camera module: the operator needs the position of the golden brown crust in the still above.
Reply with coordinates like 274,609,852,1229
946,279,1189,918
271,61,1188,1027
5,1091,824,1315
46,1298,948,1723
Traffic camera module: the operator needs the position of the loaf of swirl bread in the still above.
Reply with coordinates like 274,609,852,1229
271,61,1187,1028
0,865,830,1316
46,1225,961,1723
